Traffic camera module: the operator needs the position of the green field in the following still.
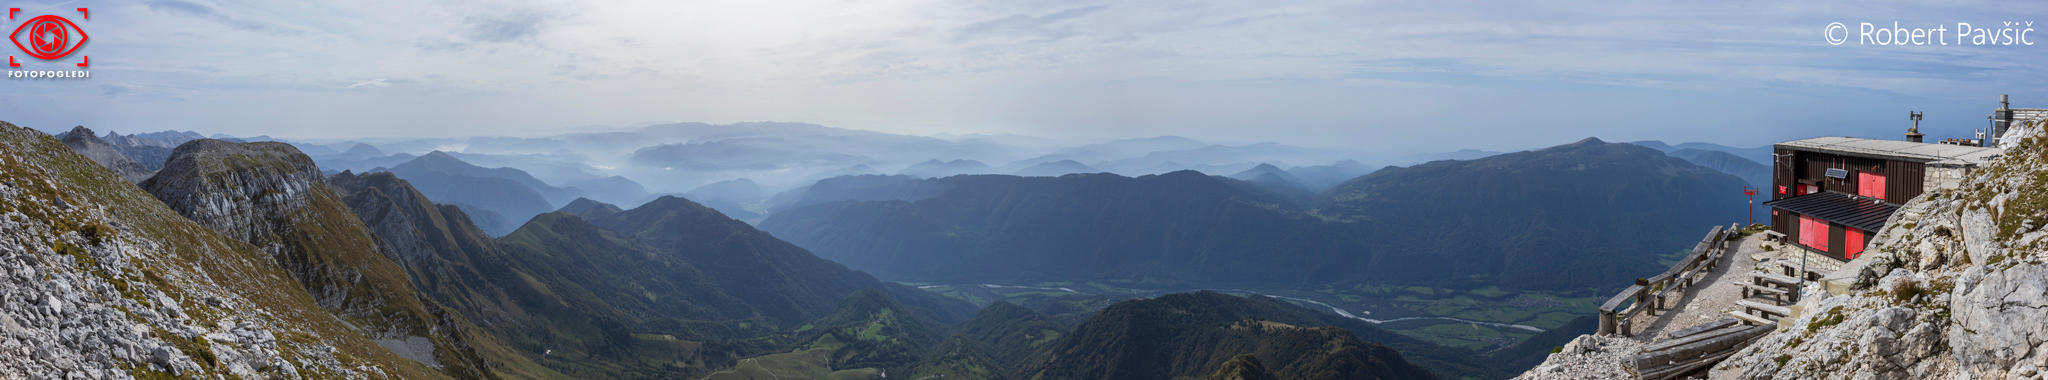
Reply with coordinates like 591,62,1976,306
697,335,884,380
910,280,1603,352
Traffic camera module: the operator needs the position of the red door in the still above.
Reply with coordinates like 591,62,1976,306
1845,229,1866,259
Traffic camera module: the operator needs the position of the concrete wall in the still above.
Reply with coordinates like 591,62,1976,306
1924,165,1979,192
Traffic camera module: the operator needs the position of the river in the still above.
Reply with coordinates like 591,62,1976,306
927,283,1545,333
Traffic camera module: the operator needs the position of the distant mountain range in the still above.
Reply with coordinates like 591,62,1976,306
1012,159,1100,177
901,159,995,178
1230,163,1314,201
760,138,1749,291
1666,148,1771,190
12,119,1779,379
55,126,154,183
1628,140,1774,191
366,152,653,236
48,123,1603,229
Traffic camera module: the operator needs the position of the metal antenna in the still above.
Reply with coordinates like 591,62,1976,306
1906,111,1925,143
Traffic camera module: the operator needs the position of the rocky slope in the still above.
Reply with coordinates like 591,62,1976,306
138,139,500,379
56,126,154,183
1517,122,2048,379
1709,121,2048,379
0,121,443,378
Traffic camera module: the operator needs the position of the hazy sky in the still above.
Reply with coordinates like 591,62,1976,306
4,0,2047,151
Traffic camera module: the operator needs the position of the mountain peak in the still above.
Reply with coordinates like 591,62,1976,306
63,125,95,139
1572,137,1606,146
343,143,383,156
557,197,623,220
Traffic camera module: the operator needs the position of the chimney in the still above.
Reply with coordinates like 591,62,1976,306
1992,94,2014,147
1906,111,1925,143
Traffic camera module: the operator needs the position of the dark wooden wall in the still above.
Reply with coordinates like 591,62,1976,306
1772,148,1926,202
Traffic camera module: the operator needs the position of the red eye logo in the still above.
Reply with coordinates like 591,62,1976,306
8,8,89,67
12,15,86,59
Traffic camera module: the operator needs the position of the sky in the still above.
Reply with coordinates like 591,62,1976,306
3,0,2047,152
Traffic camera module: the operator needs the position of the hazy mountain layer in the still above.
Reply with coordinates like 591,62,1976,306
761,138,1749,291
385,152,559,236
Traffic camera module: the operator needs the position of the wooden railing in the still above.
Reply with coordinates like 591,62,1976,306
1597,224,1739,336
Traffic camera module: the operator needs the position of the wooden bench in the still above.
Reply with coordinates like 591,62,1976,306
1739,283,1789,301
1761,230,1785,242
1752,272,1799,287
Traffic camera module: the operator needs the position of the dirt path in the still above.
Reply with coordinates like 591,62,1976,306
1626,233,1775,341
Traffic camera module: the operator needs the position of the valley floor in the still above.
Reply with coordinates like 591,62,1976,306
909,279,1595,352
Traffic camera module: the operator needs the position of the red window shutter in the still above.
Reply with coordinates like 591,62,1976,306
1845,229,1866,259
1799,215,1830,252
1858,173,1887,200
1798,216,1814,246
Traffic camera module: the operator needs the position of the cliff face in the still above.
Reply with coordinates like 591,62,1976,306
1711,121,2048,379
0,122,443,378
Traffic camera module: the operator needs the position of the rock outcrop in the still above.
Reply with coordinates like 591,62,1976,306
139,139,501,379
55,126,154,183
0,121,443,378
1512,334,1643,380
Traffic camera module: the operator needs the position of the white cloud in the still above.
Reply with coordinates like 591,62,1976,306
6,0,2047,150
344,78,390,89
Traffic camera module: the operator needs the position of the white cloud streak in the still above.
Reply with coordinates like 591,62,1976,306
3,0,2045,151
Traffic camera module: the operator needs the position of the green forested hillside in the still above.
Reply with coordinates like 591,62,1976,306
760,138,1747,291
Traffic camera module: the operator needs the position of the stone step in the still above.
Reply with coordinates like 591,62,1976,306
1726,310,1776,325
